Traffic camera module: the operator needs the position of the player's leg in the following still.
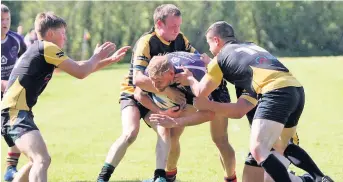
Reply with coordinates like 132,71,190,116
251,87,314,182
164,106,195,182
144,112,171,182
165,126,184,182
281,87,332,181
242,153,264,182
97,98,142,182
210,115,236,182
12,161,33,182
3,136,21,181
211,82,236,182
15,130,51,182
250,118,303,182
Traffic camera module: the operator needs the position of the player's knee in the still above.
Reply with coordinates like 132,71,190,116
122,130,139,145
158,127,171,139
250,144,268,164
212,134,229,148
32,154,51,168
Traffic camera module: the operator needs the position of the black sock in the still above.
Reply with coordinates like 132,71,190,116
154,169,166,180
284,144,324,180
97,163,115,182
261,154,292,182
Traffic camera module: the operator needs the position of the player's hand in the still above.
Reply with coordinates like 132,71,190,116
174,66,193,86
159,106,182,118
162,87,186,107
193,97,211,110
93,42,116,60
107,46,131,63
149,114,180,128
200,53,211,65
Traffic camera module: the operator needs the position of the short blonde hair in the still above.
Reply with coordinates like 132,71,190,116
147,55,173,78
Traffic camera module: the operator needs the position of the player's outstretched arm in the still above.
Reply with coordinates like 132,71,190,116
58,42,116,79
149,109,214,128
193,97,256,119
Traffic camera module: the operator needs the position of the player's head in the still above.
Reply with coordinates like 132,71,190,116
34,12,67,48
147,55,175,92
1,4,11,37
206,21,236,56
154,4,182,42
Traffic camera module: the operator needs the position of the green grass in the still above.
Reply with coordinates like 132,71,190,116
2,56,343,181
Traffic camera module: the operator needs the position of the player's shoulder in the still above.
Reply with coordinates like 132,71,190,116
8,31,24,41
42,41,65,56
138,29,156,44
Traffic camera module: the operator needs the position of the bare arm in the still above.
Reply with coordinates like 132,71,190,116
193,97,256,119
57,42,117,79
134,87,161,114
149,110,215,128
133,70,160,93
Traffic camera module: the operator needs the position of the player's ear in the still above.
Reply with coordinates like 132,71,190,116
156,19,163,28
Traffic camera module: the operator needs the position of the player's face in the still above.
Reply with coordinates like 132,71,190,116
1,12,11,36
150,69,175,92
159,15,182,41
206,33,220,56
51,27,66,48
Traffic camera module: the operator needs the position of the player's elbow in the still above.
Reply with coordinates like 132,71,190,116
74,72,88,79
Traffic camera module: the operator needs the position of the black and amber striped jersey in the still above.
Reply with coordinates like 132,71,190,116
1,40,69,111
206,42,302,106
120,28,198,98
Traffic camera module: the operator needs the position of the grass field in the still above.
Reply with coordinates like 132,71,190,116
1,56,343,182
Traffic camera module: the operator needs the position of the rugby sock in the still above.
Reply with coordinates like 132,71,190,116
6,152,20,168
97,163,115,182
166,168,177,182
154,169,166,180
224,172,237,182
261,154,292,182
284,144,325,180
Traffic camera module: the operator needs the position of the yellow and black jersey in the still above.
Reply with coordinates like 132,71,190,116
1,40,69,111
206,42,302,106
120,27,198,97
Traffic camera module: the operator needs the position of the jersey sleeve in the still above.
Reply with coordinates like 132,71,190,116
43,41,69,66
238,88,258,106
133,35,151,72
205,56,223,86
181,33,199,54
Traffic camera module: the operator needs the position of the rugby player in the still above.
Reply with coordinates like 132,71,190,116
1,12,129,182
1,4,27,181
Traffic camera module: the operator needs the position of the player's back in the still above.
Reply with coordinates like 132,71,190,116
217,42,301,94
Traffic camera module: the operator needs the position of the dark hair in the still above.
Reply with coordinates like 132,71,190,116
34,12,67,37
206,21,236,42
153,4,181,24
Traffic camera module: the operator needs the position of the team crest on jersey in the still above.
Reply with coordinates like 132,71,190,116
56,51,64,58
1,55,8,65
10,46,18,58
